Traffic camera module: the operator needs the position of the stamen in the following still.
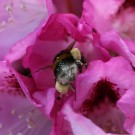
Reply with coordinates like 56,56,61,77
0,21,6,29
26,118,35,129
5,4,13,15
20,2,26,10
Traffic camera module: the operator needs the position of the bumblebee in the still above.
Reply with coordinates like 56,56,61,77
29,41,87,98
53,41,87,97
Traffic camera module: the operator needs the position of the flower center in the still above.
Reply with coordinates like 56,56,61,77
122,0,135,8
81,78,127,134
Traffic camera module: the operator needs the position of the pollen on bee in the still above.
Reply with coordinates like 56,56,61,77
70,48,81,60
55,81,69,94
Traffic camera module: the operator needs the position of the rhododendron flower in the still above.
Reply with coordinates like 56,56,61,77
4,1,135,134
7,13,111,118
0,0,49,60
0,61,52,135
51,57,134,134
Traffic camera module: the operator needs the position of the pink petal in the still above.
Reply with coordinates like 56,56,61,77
100,31,135,67
33,88,56,117
23,40,69,89
0,93,52,135
54,105,106,135
76,56,133,106
12,69,56,115
0,61,52,135
117,87,135,133
112,6,135,40
38,13,85,41
0,61,24,97
82,0,124,33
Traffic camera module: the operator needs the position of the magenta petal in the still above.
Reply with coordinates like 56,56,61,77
38,13,85,41
33,88,56,116
53,0,83,17
11,67,56,116
23,40,69,89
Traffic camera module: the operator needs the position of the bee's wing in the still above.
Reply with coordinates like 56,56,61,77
66,41,76,51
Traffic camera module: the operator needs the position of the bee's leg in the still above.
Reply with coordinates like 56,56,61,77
69,84,76,100
56,93,62,100
55,81,69,100
69,83,75,92
81,55,88,68
76,60,83,73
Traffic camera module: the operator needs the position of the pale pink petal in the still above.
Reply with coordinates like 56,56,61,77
0,93,52,135
74,57,134,133
0,0,48,60
11,69,56,117
113,8,135,40
117,86,135,133
0,61,52,135
82,0,124,33
100,31,135,66
76,56,133,105
33,88,56,117
61,104,106,135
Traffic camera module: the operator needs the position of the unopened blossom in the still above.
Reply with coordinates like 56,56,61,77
0,61,52,135
0,0,48,60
